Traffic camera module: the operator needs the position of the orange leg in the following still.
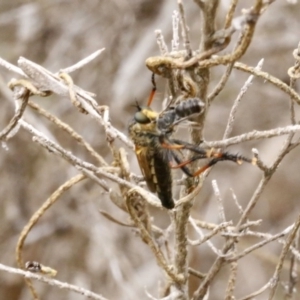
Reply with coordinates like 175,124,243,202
170,158,194,169
147,73,157,107
162,142,185,150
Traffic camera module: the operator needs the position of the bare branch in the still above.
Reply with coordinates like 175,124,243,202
126,190,184,284
189,221,232,246
172,10,180,52
206,124,300,148
0,56,27,77
60,48,105,74
268,215,300,299
155,30,169,56
0,263,108,300
223,59,264,139
234,61,300,105
178,0,192,57
16,174,86,298
28,100,107,166
226,226,292,263
225,261,238,300
0,86,29,141
238,281,272,300
212,180,226,223
224,0,239,29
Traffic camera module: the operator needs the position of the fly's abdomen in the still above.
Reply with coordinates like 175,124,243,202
151,152,174,209
175,98,204,118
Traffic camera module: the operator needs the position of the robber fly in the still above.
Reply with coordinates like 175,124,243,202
128,74,255,209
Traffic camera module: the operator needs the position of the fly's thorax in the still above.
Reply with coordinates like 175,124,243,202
157,109,176,133
128,118,160,147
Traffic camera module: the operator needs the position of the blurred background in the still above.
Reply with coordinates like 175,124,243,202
0,0,300,299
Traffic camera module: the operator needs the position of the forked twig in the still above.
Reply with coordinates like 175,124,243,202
16,174,86,299
0,86,29,141
268,215,300,299
126,189,184,284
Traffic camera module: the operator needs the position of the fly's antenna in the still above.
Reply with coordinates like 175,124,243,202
134,101,142,111
147,73,156,107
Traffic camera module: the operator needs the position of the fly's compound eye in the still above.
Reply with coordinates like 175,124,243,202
134,106,158,124
134,111,151,124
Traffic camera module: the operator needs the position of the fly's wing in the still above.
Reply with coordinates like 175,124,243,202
135,145,156,193
135,145,174,209
152,150,174,209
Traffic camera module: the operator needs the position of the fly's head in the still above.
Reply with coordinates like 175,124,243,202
128,103,160,147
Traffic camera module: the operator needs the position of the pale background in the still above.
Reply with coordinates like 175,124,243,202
0,1,300,299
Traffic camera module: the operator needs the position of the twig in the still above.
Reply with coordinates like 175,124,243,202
0,263,108,300
226,226,292,263
19,118,163,209
59,72,88,114
225,261,238,300
236,175,271,229
282,50,300,299
212,180,226,223
126,190,184,284
147,0,264,73
172,177,205,298
0,56,27,76
175,177,203,207
287,44,300,80
223,59,264,139
178,0,192,57
172,10,180,52
16,174,86,299
78,168,110,192
205,124,300,148
235,43,300,231
189,221,232,246
234,61,300,105
189,217,225,257
188,268,206,279
268,215,300,300
238,280,271,300
28,100,107,166
193,0,204,10
60,48,105,74
207,63,234,104
14,57,133,148
224,0,239,29
207,14,248,104
16,173,85,267
192,218,261,233
0,86,29,141
230,188,244,214
285,229,300,298
173,201,192,293
155,30,169,56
